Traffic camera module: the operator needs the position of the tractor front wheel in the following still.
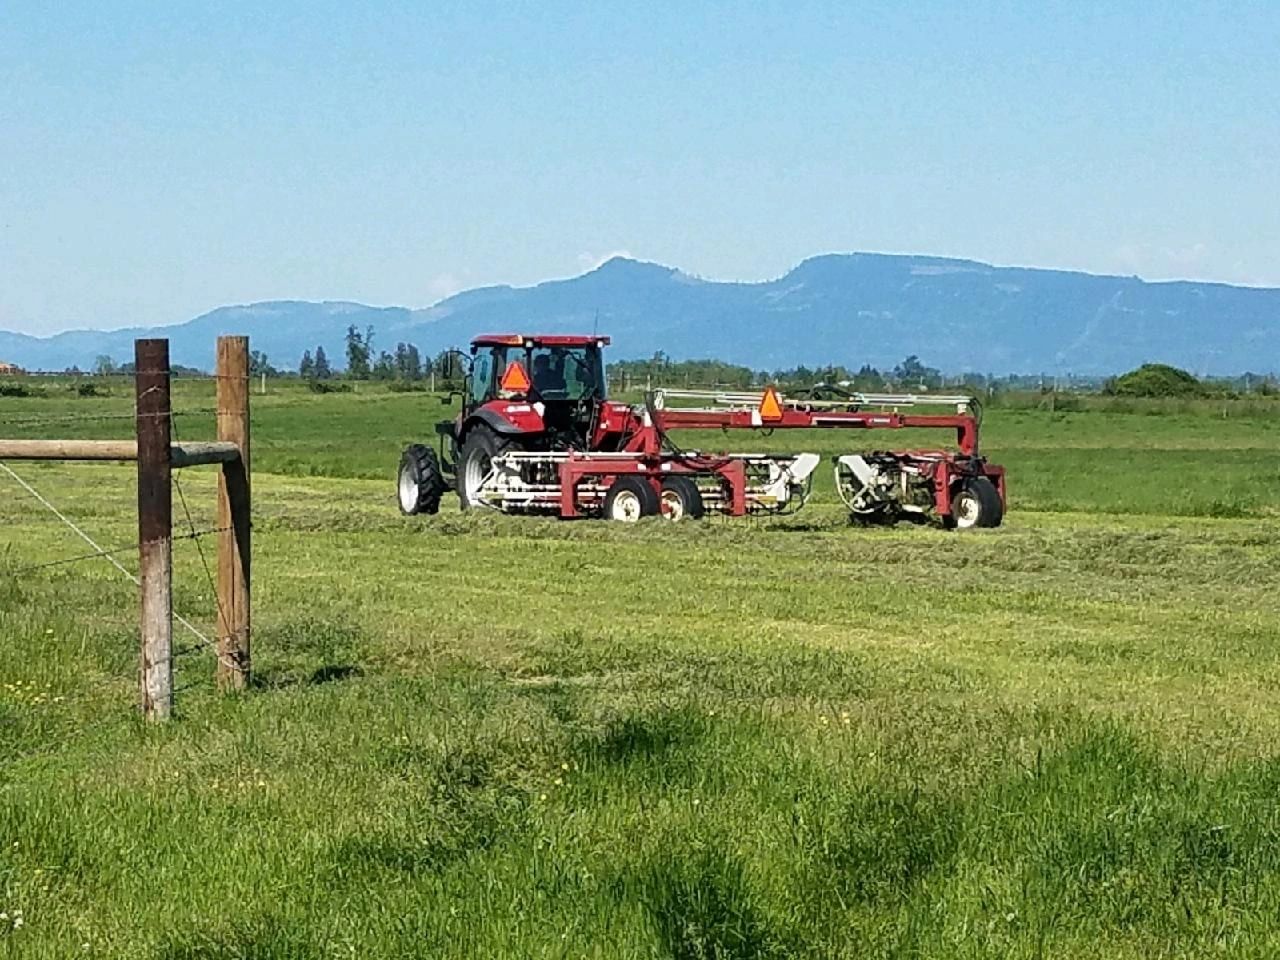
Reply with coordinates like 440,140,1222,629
603,476,659,522
948,476,1003,529
659,476,705,521
458,427,511,510
398,444,447,515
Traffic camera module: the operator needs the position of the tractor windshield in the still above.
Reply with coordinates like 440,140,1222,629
528,346,605,401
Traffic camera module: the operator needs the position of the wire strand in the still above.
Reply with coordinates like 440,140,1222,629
170,413,234,656
0,526,231,578
0,460,225,658
0,407,220,428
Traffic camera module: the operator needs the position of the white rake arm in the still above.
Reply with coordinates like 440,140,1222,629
653,388,974,413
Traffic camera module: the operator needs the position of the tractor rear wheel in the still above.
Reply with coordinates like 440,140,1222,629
458,427,511,510
603,476,659,522
398,444,447,515
659,476,705,521
949,476,1003,529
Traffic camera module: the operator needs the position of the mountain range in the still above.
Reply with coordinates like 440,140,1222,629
2,253,1277,375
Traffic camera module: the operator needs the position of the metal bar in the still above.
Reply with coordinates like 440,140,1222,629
135,339,173,722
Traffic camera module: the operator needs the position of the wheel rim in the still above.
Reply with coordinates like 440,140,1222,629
610,489,643,522
398,464,419,512
954,491,981,528
464,453,491,503
660,489,684,521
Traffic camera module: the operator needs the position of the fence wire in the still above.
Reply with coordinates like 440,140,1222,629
0,417,244,722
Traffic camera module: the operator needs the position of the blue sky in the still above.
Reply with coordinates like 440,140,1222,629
3,1,1278,334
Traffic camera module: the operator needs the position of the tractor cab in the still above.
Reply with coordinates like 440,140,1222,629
468,334,607,407
455,335,609,449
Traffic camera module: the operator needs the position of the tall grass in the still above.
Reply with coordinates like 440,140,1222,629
1,386,1279,955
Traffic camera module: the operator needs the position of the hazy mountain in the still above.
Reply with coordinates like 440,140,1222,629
2,254,1277,374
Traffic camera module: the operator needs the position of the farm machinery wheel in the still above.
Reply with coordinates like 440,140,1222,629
659,476,705,521
397,444,447,515
948,476,1004,529
458,426,512,510
603,476,659,522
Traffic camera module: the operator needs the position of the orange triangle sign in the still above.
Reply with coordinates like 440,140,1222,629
759,386,784,421
499,360,532,393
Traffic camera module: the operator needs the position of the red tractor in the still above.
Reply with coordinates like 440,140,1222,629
398,333,1006,527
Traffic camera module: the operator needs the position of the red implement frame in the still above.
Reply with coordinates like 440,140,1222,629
634,407,978,457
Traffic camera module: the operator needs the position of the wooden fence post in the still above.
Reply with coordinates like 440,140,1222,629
136,339,173,721
216,336,251,690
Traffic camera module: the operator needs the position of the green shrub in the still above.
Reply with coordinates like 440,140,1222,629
1104,363,1205,398
0,381,41,398
308,379,353,394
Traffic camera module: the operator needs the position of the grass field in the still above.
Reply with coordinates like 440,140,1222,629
2,382,1279,957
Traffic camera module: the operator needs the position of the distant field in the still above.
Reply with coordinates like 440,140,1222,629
2,383,1279,957
3,378,1278,515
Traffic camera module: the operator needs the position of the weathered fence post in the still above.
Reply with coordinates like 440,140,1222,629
216,336,251,690
136,339,173,721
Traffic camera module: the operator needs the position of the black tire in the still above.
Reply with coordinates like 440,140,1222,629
602,476,660,522
457,426,511,510
659,476,706,521
949,476,1004,529
398,444,446,515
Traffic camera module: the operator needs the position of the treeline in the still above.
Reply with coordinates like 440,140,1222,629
70,336,1280,401
253,327,467,385
607,352,951,391
607,352,1280,398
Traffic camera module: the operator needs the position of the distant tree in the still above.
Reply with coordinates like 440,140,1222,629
1103,363,1204,398
249,350,279,377
299,350,314,379
345,325,372,379
372,350,396,380
93,355,118,376
405,343,423,381
313,345,332,380
851,364,886,391
434,348,466,384
892,355,941,389
1240,371,1278,396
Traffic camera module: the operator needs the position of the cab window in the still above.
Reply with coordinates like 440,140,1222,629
469,348,500,404
529,346,604,400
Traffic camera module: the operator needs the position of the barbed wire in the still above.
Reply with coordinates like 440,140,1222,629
170,412,235,662
0,407,221,428
0,526,231,578
0,461,241,673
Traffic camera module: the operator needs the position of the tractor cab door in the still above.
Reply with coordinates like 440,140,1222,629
467,347,500,411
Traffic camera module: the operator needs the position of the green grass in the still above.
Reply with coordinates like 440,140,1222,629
2,386,1279,956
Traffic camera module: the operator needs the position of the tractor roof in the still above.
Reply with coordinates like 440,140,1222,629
471,334,610,348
